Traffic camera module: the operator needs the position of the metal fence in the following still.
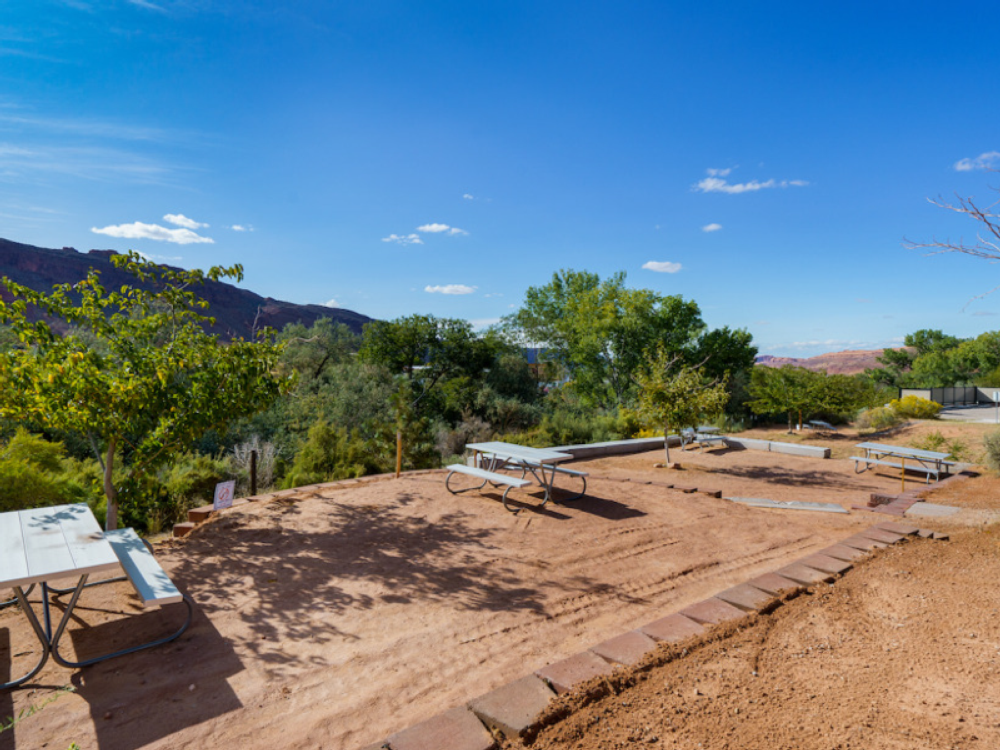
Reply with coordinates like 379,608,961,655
900,387,999,405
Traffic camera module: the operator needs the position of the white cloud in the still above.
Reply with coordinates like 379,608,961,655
231,224,254,232
425,284,477,295
126,0,166,11
954,151,1000,171
417,223,468,236
382,233,423,245
694,168,809,194
323,298,340,308
91,221,214,245
642,260,682,273
463,193,475,200
702,223,722,232
484,292,504,298
163,213,207,229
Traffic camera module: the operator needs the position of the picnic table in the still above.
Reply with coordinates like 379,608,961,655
679,427,728,452
851,442,955,484
0,503,192,689
445,441,588,513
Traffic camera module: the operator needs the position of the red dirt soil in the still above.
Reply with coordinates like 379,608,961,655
0,445,995,750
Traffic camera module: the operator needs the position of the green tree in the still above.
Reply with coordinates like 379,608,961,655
507,270,706,408
747,366,819,432
633,346,729,464
0,252,291,530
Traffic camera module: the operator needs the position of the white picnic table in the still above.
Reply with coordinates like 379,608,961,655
0,503,191,690
447,441,587,513
851,442,955,484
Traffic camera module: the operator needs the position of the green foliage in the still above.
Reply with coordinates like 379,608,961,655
0,430,100,513
869,329,1000,388
280,420,382,487
634,346,729,462
855,406,904,434
0,252,292,529
506,269,713,408
889,395,942,419
749,366,876,430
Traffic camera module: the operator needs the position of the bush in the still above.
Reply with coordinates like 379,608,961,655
0,430,99,513
855,406,904,434
983,430,1000,473
280,420,380,488
889,395,942,419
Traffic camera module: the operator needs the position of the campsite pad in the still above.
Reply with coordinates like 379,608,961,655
726,496,850,513
0,446,937,749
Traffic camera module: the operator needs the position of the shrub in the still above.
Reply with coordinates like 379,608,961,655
855,406,904,434
280,420,380,488
889,395,942,419
0,430,98,513
983,430,1000,473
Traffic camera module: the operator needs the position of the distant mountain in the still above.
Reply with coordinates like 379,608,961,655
755,349,897,375
0,238,372,339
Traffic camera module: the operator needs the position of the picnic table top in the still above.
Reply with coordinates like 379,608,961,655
0,503,119,590
855,442,952,462
465,441,574,464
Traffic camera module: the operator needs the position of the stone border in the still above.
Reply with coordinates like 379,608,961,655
554,436,831,460
851,470,978,517
356,521,945,750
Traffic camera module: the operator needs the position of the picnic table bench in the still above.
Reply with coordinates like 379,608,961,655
850,442,955,484
805,420,838,432
445,442,588,513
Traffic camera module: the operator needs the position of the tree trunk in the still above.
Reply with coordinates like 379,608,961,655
798,409,803,431
103,439,118,531
663,424,671,464
787,412,794,434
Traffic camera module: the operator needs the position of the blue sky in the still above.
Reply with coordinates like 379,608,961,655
3,1,1000,357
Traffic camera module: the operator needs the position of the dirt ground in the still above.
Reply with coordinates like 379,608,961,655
0,434,995,750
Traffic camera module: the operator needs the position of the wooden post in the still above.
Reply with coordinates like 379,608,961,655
396,430,402,478
250,450,258,496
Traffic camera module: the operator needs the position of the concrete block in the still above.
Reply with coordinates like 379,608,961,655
875,521,920,536
932,531,950,541
387,707,495,750
799,553,852,576
172,522,195,538
589,630,658,666
535,651,613,694
679,597,748,626
767,441,830,459
746,572,803,596
859,527,906,544
715,583,777,612
723,437,772,452
840,534,889,551
917,528,934,538
187,504,215,523
639,613,706,643
905,503,961,518
774,563,834,585
819,544,868,562
467,675,555,739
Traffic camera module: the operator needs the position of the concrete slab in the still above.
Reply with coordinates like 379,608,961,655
905,502,961,518
820,544,869,562
467,675,555,739
775,562,835,585
639,612,706,643
536,651,614,694
798,553,852,576
917,528,935,538
679,597,748,626
932,531,950,541
589,630,658,666
387,707,495,750
725,497,848,514
746,572,804,596
715,582,777,612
